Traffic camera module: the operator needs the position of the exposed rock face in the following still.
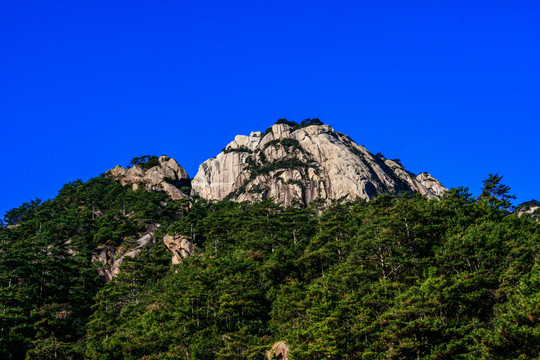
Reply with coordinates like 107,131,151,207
93,231,196,280
93,233,155,281
109,155,190,200
520,206,540,216
517,203,540,221
266,342,290,360
416,172,446,197
163,234,195,265
192,123,446,206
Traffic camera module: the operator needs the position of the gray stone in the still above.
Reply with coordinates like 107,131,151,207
163,234,195,265
192,123,446,206
107,156,190,200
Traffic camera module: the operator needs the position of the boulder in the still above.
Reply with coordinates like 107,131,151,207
266,342,290,360
163,234,195,265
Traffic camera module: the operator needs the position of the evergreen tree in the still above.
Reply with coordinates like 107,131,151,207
1,166,539,359
479,173,516,210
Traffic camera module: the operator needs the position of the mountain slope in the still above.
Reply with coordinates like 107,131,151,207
192,120,446,206
1,125,538,359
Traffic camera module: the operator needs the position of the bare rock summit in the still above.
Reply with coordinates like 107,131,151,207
109,155,190,200
192,119,446,206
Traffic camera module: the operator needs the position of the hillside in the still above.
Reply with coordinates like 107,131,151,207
0,120,538,360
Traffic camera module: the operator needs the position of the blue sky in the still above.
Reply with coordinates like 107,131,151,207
1,0,539,217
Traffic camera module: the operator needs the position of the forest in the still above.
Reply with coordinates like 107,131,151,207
0,167,538,359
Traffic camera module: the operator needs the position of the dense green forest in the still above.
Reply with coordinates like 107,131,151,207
0,165,538,359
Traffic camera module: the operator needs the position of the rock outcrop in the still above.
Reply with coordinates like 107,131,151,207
266,342,290,360
93,233,155,281
519,206,540,216
163,234,195,265
109,155,190,200
517,200,540,221
192,121,446,206
416,172,447,197
93,230,196,280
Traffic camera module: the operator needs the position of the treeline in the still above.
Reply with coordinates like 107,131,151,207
0,174,539,359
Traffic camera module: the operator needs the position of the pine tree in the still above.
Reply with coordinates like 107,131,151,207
479,173,516,210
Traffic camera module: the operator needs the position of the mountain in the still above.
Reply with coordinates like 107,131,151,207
1,120,538,360
192,119,446,206
92,121,449,282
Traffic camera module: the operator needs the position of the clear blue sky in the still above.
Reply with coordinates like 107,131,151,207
1,0,539,217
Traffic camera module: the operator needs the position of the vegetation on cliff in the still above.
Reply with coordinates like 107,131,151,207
0,159,538,359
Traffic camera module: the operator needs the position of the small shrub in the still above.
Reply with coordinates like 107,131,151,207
222,145,253,154
129,155,160,169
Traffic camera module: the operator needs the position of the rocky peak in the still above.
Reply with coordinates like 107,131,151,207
109,155,190,200
192,120,446,206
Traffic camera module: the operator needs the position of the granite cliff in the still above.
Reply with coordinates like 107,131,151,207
192,120,446,206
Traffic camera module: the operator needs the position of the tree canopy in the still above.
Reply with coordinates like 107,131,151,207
0,172,538,359
479,173,517,210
